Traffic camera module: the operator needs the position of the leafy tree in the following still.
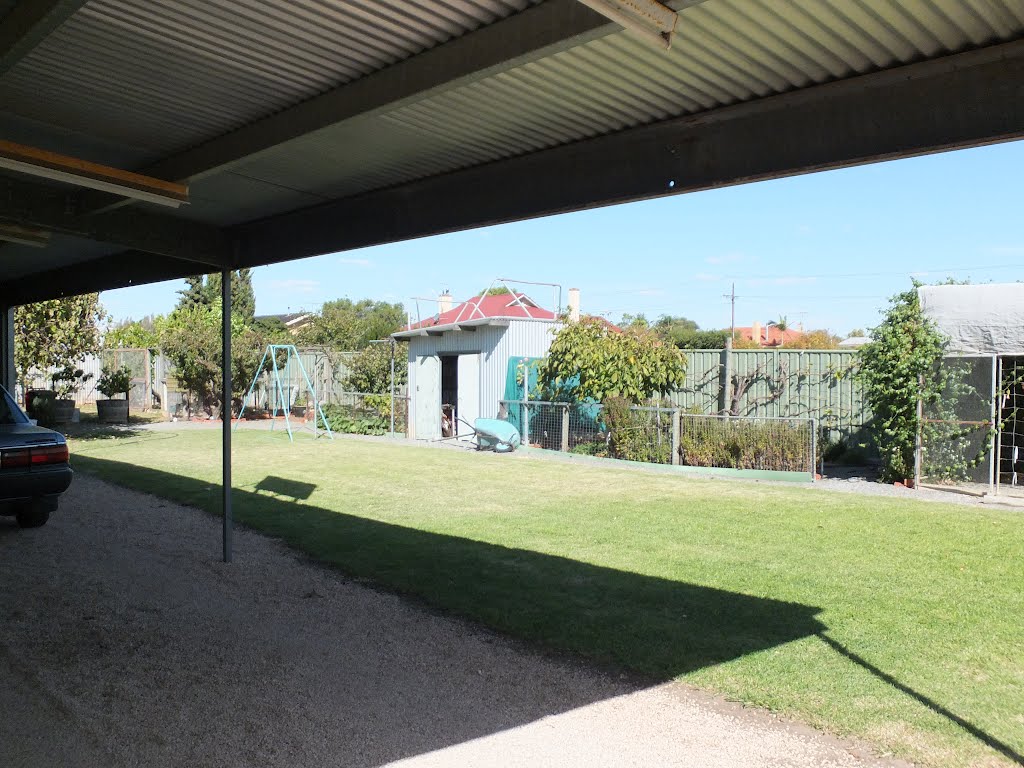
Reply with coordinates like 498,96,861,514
252,315,291,341
105,317,161,349
773,315,789,332
176,270,256,321
538,316,686,403
847,328,866,338
621,313,650,329
654,314,698,336
343,342,409,394
857,284,949,482
159,301,264,417
668,329,730,349
298,298,405,350
482,286,512,296
15,294,106,394
785,329,841,349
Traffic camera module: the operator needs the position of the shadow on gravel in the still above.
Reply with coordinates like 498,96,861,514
66,455,826,765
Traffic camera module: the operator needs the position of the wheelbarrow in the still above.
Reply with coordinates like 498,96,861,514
470,418,521,453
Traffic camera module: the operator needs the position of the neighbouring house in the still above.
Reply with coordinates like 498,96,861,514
838,336,871,348
394,289,580,440
735,321,805,347
255,312,314,335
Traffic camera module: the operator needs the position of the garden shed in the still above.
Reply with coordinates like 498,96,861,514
918,283,1024,492
394,289,575,440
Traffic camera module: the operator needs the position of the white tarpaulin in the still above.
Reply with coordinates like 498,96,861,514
919,283,1024,355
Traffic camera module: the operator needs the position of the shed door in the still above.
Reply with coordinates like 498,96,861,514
457,353,481,431
415,355,441,439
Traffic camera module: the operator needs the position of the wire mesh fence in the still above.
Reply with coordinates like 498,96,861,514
500,400,815,475
919,355,996,486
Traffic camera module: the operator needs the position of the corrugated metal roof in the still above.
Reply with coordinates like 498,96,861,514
0,0,542,155
208,0,1024,222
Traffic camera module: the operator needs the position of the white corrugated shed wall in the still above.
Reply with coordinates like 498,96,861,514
406,319,558,437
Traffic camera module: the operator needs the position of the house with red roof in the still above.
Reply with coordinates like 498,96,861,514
735,321,805,347
393,288,575,440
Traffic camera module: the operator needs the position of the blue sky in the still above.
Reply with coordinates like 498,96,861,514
102,140,1024,336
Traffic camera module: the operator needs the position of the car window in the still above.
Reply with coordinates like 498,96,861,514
0,387,29,425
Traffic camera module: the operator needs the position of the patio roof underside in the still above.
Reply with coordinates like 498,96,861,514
1,0,1023,306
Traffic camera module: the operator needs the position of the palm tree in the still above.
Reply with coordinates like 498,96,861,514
773,315,789,332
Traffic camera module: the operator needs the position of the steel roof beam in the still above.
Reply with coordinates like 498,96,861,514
232,39,1024,268
0,175,230,266
0,249,215,306
0,0,87,75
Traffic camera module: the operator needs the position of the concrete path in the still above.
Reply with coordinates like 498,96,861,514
0,475,910,768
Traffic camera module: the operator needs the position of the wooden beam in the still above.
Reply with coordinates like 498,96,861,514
0,140,188,207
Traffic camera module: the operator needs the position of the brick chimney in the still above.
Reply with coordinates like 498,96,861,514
567,287,581,322
751,320,762,345
438,290,453,314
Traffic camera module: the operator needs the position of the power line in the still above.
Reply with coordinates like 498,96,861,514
722,261,1024,281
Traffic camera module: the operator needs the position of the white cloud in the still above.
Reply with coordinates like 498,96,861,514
693,272,722,282
338,257,372,267
269,279,320,294
632,288,666,297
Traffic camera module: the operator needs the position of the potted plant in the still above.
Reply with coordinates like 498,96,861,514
50,366,93,424
96,364,132,424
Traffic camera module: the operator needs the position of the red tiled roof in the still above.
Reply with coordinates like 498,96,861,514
406,293,557,330
735,326,805,346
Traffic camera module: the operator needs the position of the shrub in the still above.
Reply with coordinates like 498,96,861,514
317,402,390,436
601,396,673,464
677,417,811,472
96,365,133,398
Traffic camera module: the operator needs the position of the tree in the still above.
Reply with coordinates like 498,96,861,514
343,342,409,394
482,286,512,296
176,270,256,321
538,316,686,403
857,284,949,482
15,294,106,394
105,317,161,349
847,328,866,338
621,313,650,329
784,329,841,349
298,298,405,350
774,315,789,332
654,315,698,336
159,301,265,417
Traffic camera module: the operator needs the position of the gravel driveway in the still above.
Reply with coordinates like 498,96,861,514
0,474,911,768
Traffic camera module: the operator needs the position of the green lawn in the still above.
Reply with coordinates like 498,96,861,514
69,429,1024,768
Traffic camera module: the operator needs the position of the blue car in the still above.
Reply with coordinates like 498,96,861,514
0,385,73,528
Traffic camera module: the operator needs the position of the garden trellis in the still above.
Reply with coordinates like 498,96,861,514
237,344,333,442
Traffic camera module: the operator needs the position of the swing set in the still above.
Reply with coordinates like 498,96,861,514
236,344,333,441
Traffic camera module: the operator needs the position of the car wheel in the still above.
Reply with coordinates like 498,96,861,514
15,505,49,528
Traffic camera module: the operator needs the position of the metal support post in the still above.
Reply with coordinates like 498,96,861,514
561,404,570,452
810,418,817,481
913,375,923,491
989,354,998,495
390,339,396,435
0,306,14,394
671,409,680,465
221,269,233,564
995,357,1003,497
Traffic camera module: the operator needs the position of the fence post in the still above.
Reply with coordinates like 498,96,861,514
522,400,529,446
810,417,817,480
671,409,680,465
721,338,733,415
561,404,569,452
914,374,923,490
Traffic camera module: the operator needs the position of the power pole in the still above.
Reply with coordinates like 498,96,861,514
723,282,737,340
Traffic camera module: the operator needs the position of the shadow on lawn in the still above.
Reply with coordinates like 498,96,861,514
62,457,876,765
